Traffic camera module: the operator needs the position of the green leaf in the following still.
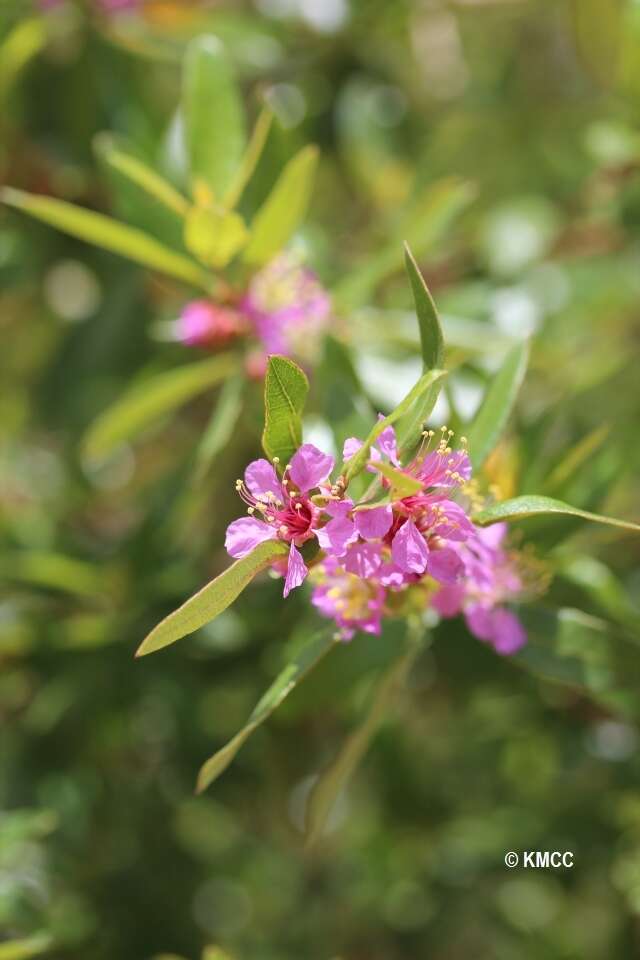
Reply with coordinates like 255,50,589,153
305,635,418,846
243,145,319,265
196,630,336,792
334,177,474,308
341,368,446,482
473,494,640,534
466,340,529,469
369,461,423,499
184,206,248,267
94,134,189,217
0,934,52,960
544,424,610,493
183,35,246,199
136,540,290,657
83,354,237,463
223,107,273,210
0,17,46,104
2,552,102,596
262,355,309,466
396,247,445,452
1,187,210,290
194,374,245,481
514,606,640,717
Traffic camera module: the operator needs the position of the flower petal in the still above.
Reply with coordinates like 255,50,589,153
283,544,307,597
391,519,429,575
315,516,357,558
428,546,464,585
225,517,276,559
289,443,334,492
325,498,354,518
376,420,399,465
244,458,283,501
342,437,363,461
464,604,494,642
354,505,393,540
491,608,527,655
432,584,465,617
344,542,383,578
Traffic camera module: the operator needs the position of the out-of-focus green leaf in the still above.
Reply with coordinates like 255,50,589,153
262,355,309,466
194,374,245,480
0,17,46,104
306,633,418,846
223,107,273,210
341,368,446,481
183,35,246,199
396,247,445,452
556,553,640,633
466,341,529,469
473,494,640,533
243,145,318,265
544,425,610,493
184,206,248,267
514,607,640,717
83,355,237,463
334,177,474,307
94,134,189,217
0,933,53,960
196,630,336,792
136,540,290,658
370,461,423,499
3,552,103,596
1,188,210,290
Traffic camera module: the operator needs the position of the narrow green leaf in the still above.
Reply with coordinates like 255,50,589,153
334,176,474,308
243,145,319,265
137,540,290,657
94,134,189,217
370,461,423,499
223,107,273,210
341,368,446,482
1,187,210,290
83,354,237,463
183,35,246,199
473,494,640,534
196,630,336,792
262,355,309,466
194,374,245,480
0,934,52,960
396,247,446,452
2,552,102,596
0,17,46,103
466,341,529,469
305,639,418,846
544,424,610,493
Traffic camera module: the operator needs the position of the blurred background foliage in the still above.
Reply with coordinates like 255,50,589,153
2,0,640,957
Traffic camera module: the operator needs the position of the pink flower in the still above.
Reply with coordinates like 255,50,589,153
311,557,385,641
241,253,331,364
176,300,247,349
225,444,334,597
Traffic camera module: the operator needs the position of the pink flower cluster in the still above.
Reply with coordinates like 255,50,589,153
225,425,527,655
176,253,331,375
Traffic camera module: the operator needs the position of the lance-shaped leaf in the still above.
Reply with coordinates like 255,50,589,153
196,630,336,792
223,107,273,210
243,145,319,264
0,933,53,960
1,187,210,290
137,540,290,657
466,340,529,469
370,461,423,500
94,134,189,217
83,354,237,463
262,355,309,466
473,494,640,534
184,206,248,267
305,633,419,846
513,606,640,718
194,374,245,481
0,17,46,104
395,246,446,453
183,35,246,199
341,368,446,482
3,552,103,596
